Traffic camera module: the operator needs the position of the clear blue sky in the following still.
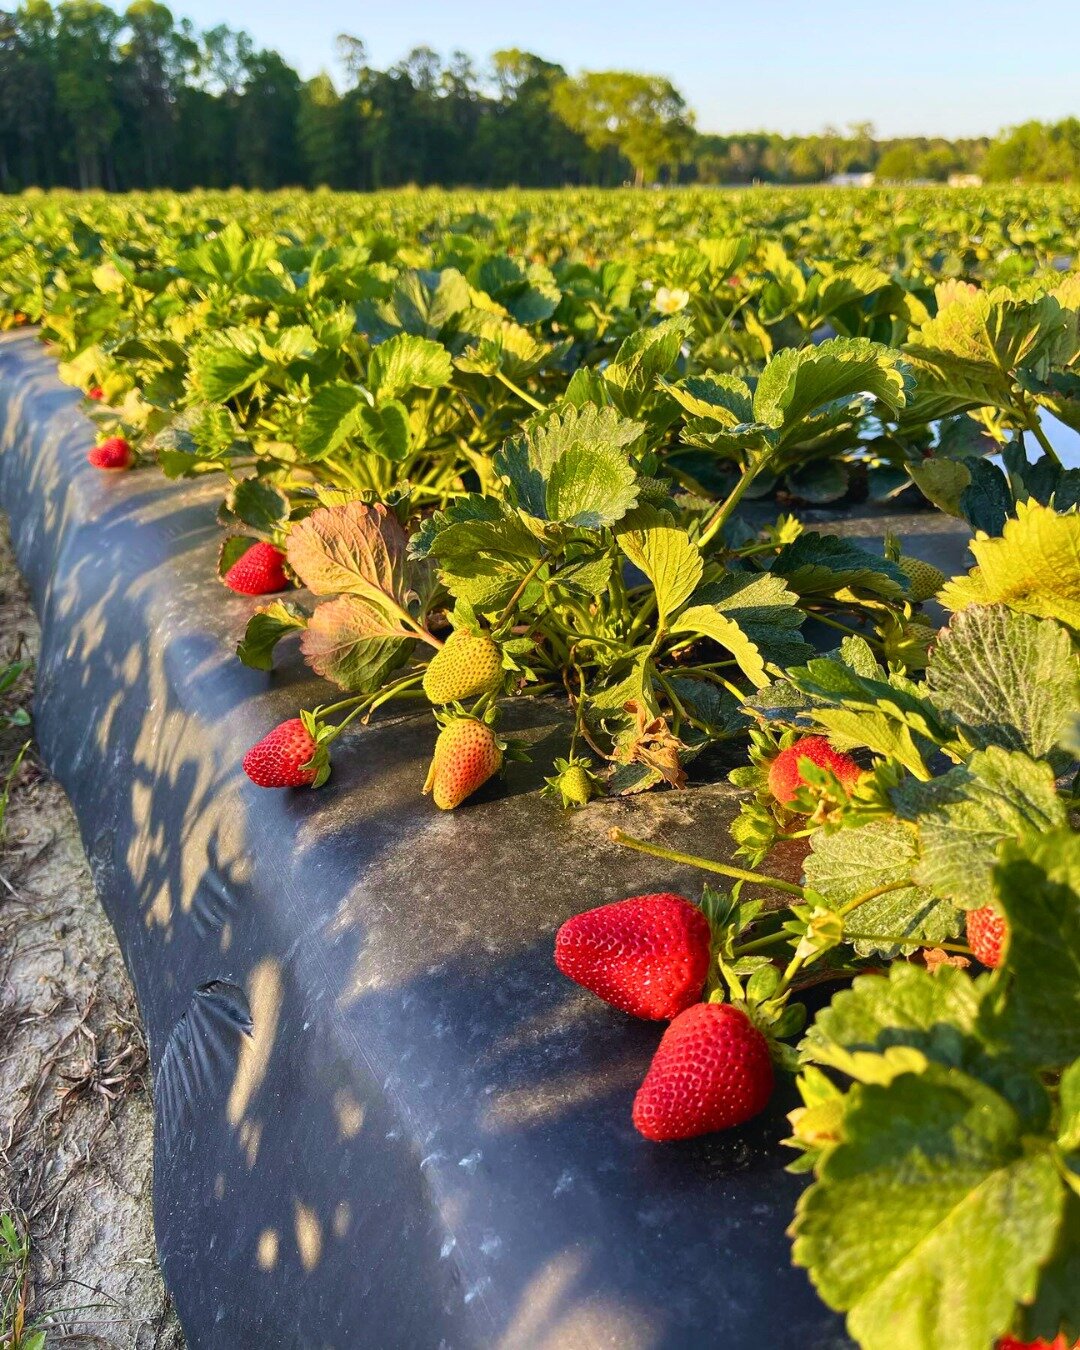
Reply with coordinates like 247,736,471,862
150,0,1078,139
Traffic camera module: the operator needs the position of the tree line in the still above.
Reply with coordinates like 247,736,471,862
1,2,1077,193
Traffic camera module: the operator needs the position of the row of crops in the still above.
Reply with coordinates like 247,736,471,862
1,185,1078,1350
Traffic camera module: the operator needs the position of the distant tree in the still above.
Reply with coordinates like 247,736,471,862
299,72,346,187
0,8,1060,194
53,0,122,187
237,48,302,186
552,70,694,186
985,119,1080,182
115,1,196,186
876,143,919,182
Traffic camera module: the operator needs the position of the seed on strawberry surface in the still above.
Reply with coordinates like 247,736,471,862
87,436,132,470
223,541,289,596
555,893,710,1020
243,718,320,788
632,1002,774,1141
767,736,862,806
423,716,502,810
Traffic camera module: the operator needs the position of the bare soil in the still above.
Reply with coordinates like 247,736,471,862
0,515,184,1349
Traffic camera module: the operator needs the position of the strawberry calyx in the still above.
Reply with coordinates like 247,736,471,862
296,708,336,788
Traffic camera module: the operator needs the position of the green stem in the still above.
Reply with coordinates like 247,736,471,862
608,828,807,897
733,928,793,956
1024,399,1062,468
496,370,546,412
381,596,443,650
809,611,878,642
843,933,973,954
699,455,771,550
496,552,550,630
838,878,913,917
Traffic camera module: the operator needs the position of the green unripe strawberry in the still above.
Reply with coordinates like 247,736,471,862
423,628,502,704
422,716,504,809
899,555,947,603
544,757,599,808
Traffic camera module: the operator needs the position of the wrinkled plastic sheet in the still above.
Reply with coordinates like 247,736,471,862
0,331,970,1349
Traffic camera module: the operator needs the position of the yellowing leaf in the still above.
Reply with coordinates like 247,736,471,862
939,500,1080,630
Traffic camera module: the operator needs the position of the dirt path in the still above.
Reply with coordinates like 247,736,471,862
0,516,184,1349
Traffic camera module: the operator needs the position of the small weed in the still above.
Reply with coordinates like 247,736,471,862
0,1212,45,1350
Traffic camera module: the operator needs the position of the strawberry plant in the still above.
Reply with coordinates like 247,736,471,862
1,186,1078,1349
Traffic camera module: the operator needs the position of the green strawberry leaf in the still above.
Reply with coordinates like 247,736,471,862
925,605,1080,761
897,747,1066,910
773,532,909,601
495,403,643,529
356,399,411,461
752,337,911,430
940,500,1080,631
367,333,452,401
603,314,692,412
791,1064,1067,1350
799,962,1049,1128
297,381,369,460
429,511,544,611
236,600,307,671
300,596,415,692
659,372,754,424
545,442,639,528
978,832,1080,1070
188,326,269,401
803,819,961,955
223,478,290,533
616,505,703,625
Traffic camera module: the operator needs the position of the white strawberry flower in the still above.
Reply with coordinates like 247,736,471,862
653,286,690,314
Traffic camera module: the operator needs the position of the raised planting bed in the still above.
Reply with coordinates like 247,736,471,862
0,329,857,1345
6,313,1080,1350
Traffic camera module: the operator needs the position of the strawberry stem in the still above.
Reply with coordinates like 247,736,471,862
842,933,974,954
495,552,550,631
608,828,807,897
837,878,913,916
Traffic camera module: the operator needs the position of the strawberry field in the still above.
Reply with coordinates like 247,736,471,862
2,184,1079,1350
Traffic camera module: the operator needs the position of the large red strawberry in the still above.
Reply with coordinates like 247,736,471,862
223,541,289,596
422,716,502,810
555,893,710,1020
243,718,320,788
87,436,132,470
767,735,862,806
967,905,1007,968
632,1002,774,1141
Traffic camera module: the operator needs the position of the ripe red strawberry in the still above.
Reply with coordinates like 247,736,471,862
633,1002,774,1141
423,716,502,810
87,385,104,401
223,541,289,596
767,736,862,806
423,628,502,704
243,718,319,788
555,893,710,1020
967,905,1007,968
87,436,132,470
